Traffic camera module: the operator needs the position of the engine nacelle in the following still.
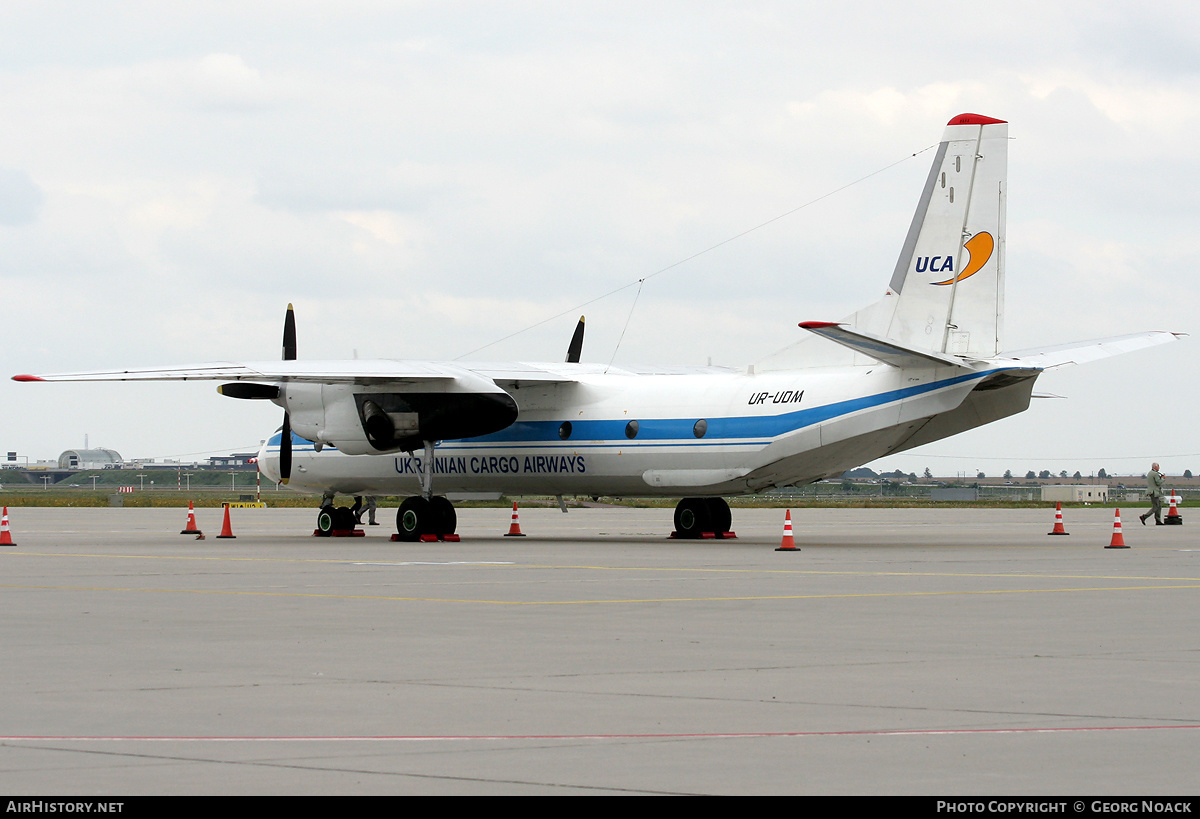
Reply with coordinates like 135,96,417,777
282,375,518,455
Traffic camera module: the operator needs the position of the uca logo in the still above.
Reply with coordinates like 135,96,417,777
916,231,994,286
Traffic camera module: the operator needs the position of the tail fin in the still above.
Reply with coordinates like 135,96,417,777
858,114,1008,359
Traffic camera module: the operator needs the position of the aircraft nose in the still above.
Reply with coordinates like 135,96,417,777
257,435,280,484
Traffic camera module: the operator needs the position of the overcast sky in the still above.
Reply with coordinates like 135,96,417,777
2,1,1197,479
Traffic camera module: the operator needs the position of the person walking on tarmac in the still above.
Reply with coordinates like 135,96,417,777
1140,463,1166,526
354,495,379,525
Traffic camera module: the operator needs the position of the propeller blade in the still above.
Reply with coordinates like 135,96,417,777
279,414,292,485
565,315,585,363
282,303,297,361
279,304,296,484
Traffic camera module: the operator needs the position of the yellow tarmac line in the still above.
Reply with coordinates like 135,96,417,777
2,582,1199,606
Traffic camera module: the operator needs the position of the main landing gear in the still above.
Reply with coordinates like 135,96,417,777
394,495,458,542
392,440,459,542
671,497,735,539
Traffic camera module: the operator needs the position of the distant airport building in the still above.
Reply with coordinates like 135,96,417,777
207,453,259,469
1041,485,1109,503
57,448,123,469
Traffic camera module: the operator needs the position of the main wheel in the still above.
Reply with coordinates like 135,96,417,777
673,497,712,539
316,504,336,537
334,506,356,532
705,497,732,534
429,496,457,536
396,496,432,542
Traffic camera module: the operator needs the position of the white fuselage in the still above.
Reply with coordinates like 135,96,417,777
256,360,1026,498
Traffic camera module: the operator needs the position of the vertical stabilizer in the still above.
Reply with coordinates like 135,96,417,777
873,114,1008,358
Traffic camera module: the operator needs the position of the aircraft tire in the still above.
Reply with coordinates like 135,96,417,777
673,497,713,539
316,504,336,537
430,496,457,536
706,497,732,534
396,496,432,542
334,506,356,532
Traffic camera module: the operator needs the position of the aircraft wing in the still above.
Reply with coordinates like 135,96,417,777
14,360,467,386
12,359,602,389
999,331,1185,370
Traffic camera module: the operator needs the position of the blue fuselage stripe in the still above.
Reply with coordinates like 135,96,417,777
266,368,1003,450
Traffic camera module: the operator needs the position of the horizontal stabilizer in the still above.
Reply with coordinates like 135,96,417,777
798,322,969,369
1000,331,1185,370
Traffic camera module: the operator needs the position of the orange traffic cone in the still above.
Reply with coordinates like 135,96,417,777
0,506,14,546
1165,491,1183,526
775,509,799,551
504,502,526,537
180,501,202,535
1048,502,1070,535
1105,508,1128,549
216,503,236,539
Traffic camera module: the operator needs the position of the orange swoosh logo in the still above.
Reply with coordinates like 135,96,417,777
931,231,994,286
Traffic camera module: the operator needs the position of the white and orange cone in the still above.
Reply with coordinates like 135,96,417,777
775,509,799,552
216,503,236,539
1105,508,1128,549
504,502,526,537
180,501,202,535
1165,491,1183,526
1048,502,1070,536
0,506,14,546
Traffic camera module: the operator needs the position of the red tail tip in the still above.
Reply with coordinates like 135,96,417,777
946,113,1007,126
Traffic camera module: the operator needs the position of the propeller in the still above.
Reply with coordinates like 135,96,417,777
565,315,585,363
278,303,296,484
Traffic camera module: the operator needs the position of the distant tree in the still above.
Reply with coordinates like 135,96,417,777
1073,471,1082,480
924,467,933,479
908,472,917,481
977,472,986,479
1185,470,1193,479
1060,471,1068,478
1025,471,1036,479
1039,470,1051,479
1098,468,1108,479
1004,469,1012,479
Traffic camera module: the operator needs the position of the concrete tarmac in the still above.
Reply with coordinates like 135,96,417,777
0,504,1197,795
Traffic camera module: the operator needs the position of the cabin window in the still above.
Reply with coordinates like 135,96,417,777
558,422,572,440
625,420,639,439
693,419,708,438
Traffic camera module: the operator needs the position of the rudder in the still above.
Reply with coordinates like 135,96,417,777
864,114,1008,359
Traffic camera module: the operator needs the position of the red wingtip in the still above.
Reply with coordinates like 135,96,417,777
947,113,1007,126
11,374,45,382
798,321,843,329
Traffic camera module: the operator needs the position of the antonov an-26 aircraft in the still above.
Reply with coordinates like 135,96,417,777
15,114,1182,540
